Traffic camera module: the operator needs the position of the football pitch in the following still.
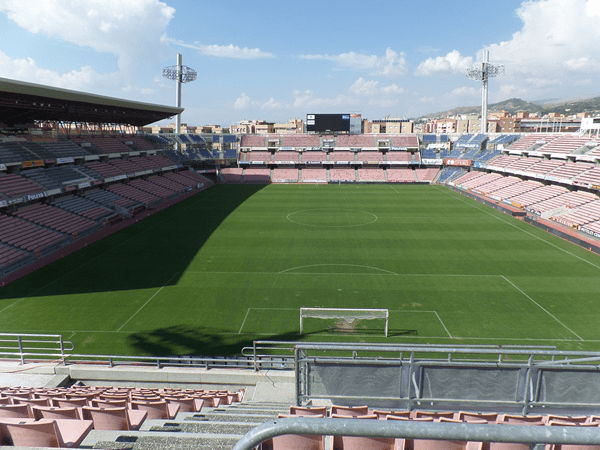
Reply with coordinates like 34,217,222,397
2,183,600,357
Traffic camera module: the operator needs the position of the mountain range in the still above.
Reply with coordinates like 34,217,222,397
421,96,600,119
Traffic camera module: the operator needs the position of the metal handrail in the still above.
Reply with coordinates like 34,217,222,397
233,418,600,450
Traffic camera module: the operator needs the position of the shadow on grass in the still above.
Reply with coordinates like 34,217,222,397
128,325,305,356
0,184,267,299
126,324,414,357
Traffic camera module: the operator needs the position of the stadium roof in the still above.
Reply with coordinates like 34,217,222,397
0,77,184,127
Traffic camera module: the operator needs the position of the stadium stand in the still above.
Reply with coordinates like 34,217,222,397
106,183,161,206
527,190,597,216
329,168,356,182
506,134,557,152
301,151,327,162
242,168,271,183
0,213,69,254
272,168,299,183
336,134,375,148
509,184,568,208
301,168,327,182
414,168,440,183
0,173,45,198
358,151,384,162
390,135,419,149
281,134,320,147
385,152,412,163
13,203,101,236
358,167,386,182
221,168,244,183
240,135,267,148
329,151,356,162
53,195,115,222
387,168,415,182
421,147,438,159
437,167,466,184
552,199,600,227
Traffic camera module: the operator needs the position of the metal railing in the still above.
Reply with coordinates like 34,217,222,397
290,342,600,414
0,333,73,364
233,418,600,450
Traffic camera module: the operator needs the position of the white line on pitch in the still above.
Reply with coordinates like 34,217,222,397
238,309,251,334
116,272,179,332
501,275,583,341
433,311,453,338
437,187,600,272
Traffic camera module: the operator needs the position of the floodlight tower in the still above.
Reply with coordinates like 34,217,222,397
162,53,197,134
467,50,504,133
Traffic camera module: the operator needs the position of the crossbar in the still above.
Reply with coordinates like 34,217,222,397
300,307,389,336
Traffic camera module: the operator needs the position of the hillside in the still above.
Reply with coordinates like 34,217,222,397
421,96,600,118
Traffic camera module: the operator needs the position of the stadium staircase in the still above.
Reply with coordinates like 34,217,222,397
82,401,291,450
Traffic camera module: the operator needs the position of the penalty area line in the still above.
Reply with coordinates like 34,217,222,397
501,275,583,341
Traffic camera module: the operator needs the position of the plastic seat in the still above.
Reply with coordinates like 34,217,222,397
544,415,588,425
333,413,395,450
413,411,456,421
497,414,545,425
373,410,412,420
331,405,370,417
0,404,31,419
262,414,325,450
390,416,483,450
10,396,51,408
290,406,328,416
32,405,80,420
491,415,545,450
55,397,89,408
163,396,198,413
458,412,499,423
547,420,600,450
92,399,129,408
131,400,179,420
3,418,92,448
82,406,147,430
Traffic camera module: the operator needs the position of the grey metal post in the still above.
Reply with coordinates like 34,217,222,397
175,53,182,134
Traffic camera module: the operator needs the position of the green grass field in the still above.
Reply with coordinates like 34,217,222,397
2,183,600,356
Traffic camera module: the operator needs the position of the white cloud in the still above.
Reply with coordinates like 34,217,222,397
162,37,273,59
0,0,175,74
416,50,474,76
444,86,479,98
486,0,600,89
234,93,251,110
349,78,379,95
0,49,143,95
349,77,405,96
292,90,356,109
261,97,283,110
300,47,407,77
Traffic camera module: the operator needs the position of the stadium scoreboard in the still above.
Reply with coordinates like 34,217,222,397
306,113,351,133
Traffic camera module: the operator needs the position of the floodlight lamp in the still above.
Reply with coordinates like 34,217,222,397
162,65,197,83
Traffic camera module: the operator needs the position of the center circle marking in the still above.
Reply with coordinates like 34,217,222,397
286,209,377,227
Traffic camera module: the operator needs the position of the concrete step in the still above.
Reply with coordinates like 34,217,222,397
89,433,241,450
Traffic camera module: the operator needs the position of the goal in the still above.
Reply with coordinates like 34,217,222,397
299,307,389,337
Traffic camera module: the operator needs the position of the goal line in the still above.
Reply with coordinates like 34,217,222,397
299,307,389,337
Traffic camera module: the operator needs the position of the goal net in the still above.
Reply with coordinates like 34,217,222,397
299,307,389,337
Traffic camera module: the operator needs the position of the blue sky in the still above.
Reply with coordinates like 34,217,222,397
1,0,600,127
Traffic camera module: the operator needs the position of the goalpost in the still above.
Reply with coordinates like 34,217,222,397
299,307,389,337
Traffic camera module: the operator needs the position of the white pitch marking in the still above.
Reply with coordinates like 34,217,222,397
278,264,398,275
116,272,179,332
437,186,600,271
501,275,583,341
433,311,453,338
238,309,251,334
